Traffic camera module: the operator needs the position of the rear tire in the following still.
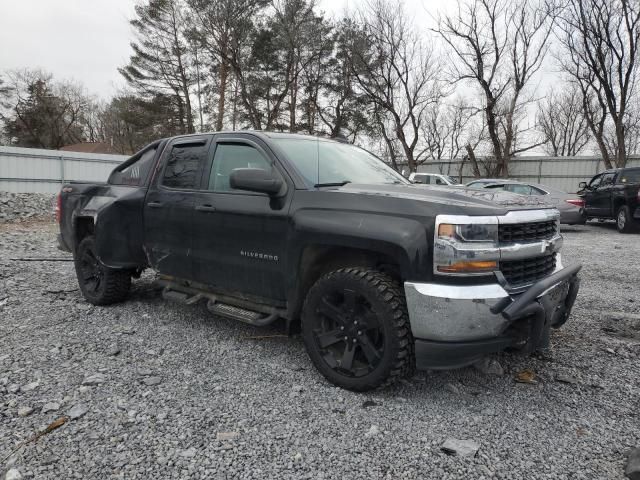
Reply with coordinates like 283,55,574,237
616,205,638,233
301,267,414,391
74,236,131,305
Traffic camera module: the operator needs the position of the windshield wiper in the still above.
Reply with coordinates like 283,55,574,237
314,181,351,188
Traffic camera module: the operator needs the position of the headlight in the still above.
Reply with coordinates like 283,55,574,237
437,223,498,242
434,219,499,275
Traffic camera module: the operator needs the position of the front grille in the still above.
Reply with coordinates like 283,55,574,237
499,220,557,243
500,253,557,286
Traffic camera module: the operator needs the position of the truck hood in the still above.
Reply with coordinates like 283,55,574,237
336,184,554,211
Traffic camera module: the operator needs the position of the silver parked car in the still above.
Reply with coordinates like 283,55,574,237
466,179,585,225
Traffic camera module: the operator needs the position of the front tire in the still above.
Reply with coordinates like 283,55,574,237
301,268,414,391
616,205,638,233
74,236,131,305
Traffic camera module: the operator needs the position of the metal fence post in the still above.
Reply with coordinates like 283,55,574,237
538,158,542,183
59,155,65,185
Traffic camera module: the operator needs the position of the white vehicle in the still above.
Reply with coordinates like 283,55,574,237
408,172,459,186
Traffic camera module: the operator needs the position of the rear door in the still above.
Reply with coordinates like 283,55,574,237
190,134,292,302
143,136,212,279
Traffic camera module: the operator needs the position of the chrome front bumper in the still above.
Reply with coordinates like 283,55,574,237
404,264,581,369
405,281,516,342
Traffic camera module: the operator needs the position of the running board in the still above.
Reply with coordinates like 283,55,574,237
161,288,202,305
206,300,278,326
157,279,281,327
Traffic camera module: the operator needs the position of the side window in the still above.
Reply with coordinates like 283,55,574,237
529,186,546,195
208,143,272,192
111,148,157,186
507,184,533,195
413,175,425,184
589,174,602,189
161,142,208,189
435,177,446,185
600,173,615,186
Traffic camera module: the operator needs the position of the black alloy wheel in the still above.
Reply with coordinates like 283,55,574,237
74,236,131,305
301,268,413,391
312,288,385,378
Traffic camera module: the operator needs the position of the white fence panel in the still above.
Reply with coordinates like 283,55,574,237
2,145,640,194
0,146,128,194
416,156,640,192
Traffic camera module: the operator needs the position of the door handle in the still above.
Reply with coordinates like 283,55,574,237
195,204,216,212
148,201,164,208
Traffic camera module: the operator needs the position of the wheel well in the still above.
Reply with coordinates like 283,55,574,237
613,198,627,214
75,217,95,248
288,246,401,330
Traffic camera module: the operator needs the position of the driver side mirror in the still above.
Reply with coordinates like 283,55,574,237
578,181,588,190
230,168,284,196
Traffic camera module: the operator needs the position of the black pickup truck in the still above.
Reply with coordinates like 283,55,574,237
57,132,581,391
579,167,640,233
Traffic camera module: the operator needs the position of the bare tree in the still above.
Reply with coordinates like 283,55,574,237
537,84,590,155
437,0,556,176
350,0,443,173
421,97,479,161
3,69,88,149
556,0,640,167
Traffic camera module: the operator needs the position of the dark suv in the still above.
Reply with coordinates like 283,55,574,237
579,167,640,233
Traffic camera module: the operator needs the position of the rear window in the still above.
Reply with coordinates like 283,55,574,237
161,142,209,189
619,168,640,184
110,148,157,186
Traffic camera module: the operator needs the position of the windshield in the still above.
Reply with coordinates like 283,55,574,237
273,138,409,186
445,175,459,184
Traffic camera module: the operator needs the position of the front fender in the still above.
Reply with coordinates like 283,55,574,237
289,209,431,281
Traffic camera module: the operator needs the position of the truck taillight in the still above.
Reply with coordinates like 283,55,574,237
565,199,585,208
55,192,62,223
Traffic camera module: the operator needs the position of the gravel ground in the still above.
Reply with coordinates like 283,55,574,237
0,220,639,479
0,193,54,223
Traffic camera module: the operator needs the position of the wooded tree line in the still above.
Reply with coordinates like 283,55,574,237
1,0,640,173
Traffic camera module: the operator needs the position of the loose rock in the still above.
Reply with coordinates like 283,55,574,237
365,425,380,438
4,469,22,480
626,447,640,480
143,376,162,386
67,403,88,420
82,373,106,386
17,406,34,417
20,381,39,392
42,402,60,413
441,439,480,457
474,358,504,376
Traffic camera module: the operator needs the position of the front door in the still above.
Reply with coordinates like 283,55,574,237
190,134,291,302
591,172,616,217
143,136,212,279
583,173,603,217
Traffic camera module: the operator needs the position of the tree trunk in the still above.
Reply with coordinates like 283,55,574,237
465,143,481,177
216,38,229,132
615,121,627,167
484,103,505,177
289,73,297,132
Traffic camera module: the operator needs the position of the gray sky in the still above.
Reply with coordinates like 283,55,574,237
0,0,451,99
